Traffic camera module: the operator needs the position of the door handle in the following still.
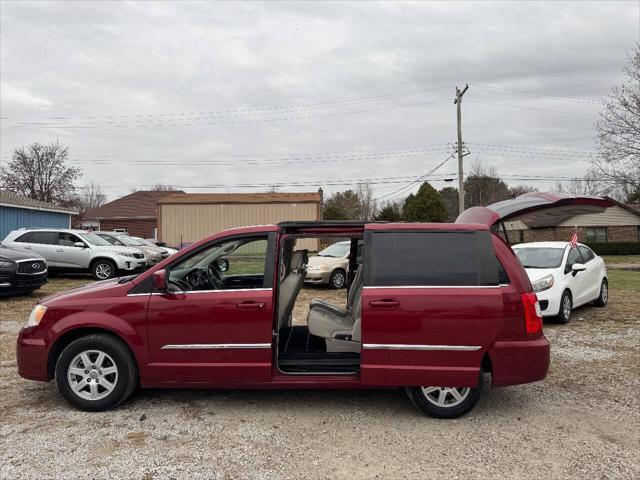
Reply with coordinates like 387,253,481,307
369,300,400,308
237,301,266,310
23,246,32,250
56,249,64,252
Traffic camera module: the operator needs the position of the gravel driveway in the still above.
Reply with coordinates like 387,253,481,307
1,275,638,479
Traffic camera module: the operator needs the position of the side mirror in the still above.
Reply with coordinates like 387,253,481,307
216,258,229,273
571,263,586,274
74,242,86,248
153,269,168,292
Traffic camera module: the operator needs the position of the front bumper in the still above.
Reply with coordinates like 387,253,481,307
535,286,562,317
304,271,331,284
118,259,147,271
0,268,47,292
16,331,49,381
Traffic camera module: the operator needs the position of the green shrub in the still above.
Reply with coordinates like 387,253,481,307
585,242,640,255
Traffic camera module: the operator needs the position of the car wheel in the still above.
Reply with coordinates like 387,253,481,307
92,259,116,280
329,269,346,289
55,334,138,411
556,290,572,324
405,374,484,419
593,279,608,307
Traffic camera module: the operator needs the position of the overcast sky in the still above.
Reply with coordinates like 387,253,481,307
1,0,638,202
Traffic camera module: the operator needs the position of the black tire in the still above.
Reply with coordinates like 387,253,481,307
55,334,138,411
405,373,484,419
329,269,347,289
556,290,572,324
593,279,608,307
91,259,117,280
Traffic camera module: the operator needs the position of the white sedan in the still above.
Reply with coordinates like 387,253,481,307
512,242,608,324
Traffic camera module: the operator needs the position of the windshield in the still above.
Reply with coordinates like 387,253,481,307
317,242,350,258
117,235,145,246
79,233,113,247
134,237,154,247
514,247,565,269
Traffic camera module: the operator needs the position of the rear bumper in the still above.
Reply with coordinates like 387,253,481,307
16,331,49,381
490,336,550,387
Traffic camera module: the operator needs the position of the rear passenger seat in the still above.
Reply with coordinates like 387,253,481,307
307,266,363,353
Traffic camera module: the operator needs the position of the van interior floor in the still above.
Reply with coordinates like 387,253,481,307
278,325,360,374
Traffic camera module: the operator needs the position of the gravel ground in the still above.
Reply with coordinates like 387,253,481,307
1,274,639,479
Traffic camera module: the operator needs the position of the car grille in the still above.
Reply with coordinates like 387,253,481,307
17,260,46,274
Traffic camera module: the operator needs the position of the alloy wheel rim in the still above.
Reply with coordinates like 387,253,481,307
601,283,608,303
67,350,118,401
95,263,112,279
563,296,571,319
421,386,470,408
333,272,345,288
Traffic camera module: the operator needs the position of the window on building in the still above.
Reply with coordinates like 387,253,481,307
585,227,607,243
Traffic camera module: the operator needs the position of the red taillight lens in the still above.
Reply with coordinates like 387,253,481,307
521,292,543,335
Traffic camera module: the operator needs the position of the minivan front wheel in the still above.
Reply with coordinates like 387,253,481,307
55,334,137,411
92,259,116,280
329,269,346,289
405,374,484,419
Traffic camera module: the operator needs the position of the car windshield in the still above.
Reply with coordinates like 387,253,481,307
514,247,565,269
134,237,154,247
118,235,145,246
79,233,113,247
317,243,350,258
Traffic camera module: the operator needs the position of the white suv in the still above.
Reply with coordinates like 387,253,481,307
3,229,147,280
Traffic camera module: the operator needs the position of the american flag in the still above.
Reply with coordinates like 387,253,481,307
569,226,578,248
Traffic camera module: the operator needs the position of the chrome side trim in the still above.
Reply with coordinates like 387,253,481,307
127,288,273,297
363,343,481,351
363,285,500,289
161,343,271,350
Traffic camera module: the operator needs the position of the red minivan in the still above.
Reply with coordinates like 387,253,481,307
16,193,612,418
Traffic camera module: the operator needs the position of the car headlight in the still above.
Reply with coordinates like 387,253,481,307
25,304,47,328
0,259,14,269
116,251,137,258
308,264,329,272
532,274,555,293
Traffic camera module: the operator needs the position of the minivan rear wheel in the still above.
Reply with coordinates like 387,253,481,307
405,374,484,419
55,334,137,411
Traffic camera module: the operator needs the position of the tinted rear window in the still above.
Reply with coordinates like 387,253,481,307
17,231,57,245
367,231,496,287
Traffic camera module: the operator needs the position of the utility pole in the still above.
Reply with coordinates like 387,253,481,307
454,84,469,215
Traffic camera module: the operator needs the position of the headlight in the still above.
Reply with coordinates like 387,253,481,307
308,264,329,272
0,260,14,269
532,274,555,292
116,251,137,258
25,305,47,328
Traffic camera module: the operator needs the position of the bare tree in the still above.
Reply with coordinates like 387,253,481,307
507,185,537,198
356,182,378,221
594,43,640,201
152,183,177,191
70,182,107,223
464,160,509,207
1,141,81,205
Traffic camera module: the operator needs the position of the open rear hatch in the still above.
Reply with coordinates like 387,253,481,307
455,192,614,240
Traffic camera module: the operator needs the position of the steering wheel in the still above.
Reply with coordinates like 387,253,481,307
207,262,224,290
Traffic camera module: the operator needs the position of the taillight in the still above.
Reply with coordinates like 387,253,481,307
521,292,543,335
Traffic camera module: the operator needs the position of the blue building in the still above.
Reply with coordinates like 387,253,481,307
0,191,77,240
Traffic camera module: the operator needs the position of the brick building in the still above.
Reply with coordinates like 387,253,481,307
84,190,184,238
505,197,640,244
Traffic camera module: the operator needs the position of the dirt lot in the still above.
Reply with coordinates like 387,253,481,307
1,272,639,479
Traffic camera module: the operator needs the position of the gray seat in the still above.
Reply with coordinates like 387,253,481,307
307,266,363,353
278,250,308,331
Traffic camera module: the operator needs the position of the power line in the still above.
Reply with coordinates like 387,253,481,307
2,99,451,129
471,83,602,105
465,99,598,117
